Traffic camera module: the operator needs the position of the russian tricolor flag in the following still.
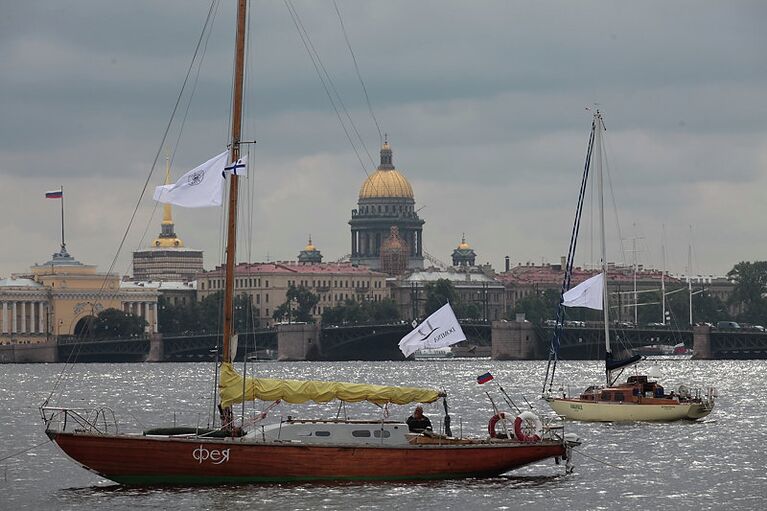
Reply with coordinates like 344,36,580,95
477,372,494,384
45,189,63,199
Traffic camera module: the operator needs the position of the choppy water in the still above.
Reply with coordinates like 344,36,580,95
1,360,764,510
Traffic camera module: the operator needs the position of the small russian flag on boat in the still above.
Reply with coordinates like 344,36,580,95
45,189,63,199
477,372,494,384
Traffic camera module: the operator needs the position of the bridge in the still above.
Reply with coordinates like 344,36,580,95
5,321,764,363
318,322,491,360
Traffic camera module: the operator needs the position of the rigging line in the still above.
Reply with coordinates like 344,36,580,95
332,0,383,146
569,447,626,471
0,439,52,463
44,1,220,403
601,126,626,265
284,0,365,173
287,1,376,168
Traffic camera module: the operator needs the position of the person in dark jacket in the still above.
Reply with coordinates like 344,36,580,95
406,405,432,433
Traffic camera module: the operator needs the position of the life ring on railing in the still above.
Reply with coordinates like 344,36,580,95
513,411,543,442
487,412,509,438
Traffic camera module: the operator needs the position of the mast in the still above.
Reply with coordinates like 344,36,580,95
594,111,611,386
59,185,66,253
661,225,667,325
222,0,248,365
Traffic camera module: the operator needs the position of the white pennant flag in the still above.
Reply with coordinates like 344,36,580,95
562,272,604,310
153,151,227,208
399,302,466,357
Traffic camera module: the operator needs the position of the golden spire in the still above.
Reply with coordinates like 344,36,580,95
162,155,173,225
151,154,184,248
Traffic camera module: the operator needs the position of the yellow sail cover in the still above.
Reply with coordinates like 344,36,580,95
219,363,443,408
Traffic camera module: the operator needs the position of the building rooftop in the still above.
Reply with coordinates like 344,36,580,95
202,262,387,277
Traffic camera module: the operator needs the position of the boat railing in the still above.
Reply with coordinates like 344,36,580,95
41,406,118,435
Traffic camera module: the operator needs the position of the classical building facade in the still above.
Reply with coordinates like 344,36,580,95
132,173,203,281
389,267,506,322
197,261,389,327
349,140,424,271
0,246,158,346
451,235,477,267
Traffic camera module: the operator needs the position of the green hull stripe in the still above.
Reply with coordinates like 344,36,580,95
110,472,495,485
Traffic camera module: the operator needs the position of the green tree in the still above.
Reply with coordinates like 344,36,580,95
91,308,147,338
273,285,319,323
727,261,767,324
512,288,560,324
423,279,458,316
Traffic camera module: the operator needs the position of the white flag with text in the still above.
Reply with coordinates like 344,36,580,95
562,272,604,310
153,151,227,208
398,303,466,357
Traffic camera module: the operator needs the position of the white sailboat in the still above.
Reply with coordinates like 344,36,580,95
542,111,715,422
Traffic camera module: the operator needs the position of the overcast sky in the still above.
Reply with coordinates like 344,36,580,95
1,1,765,279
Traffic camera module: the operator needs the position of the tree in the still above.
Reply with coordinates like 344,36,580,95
423,279,458,316
727,261,767,324
273,285,319,323
320,298,401,325
91,308,147,338
511,288,560,324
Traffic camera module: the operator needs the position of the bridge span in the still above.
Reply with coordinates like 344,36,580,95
2,322,765,363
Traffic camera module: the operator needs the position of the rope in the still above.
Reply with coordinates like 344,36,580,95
0,439,52,463
572,447,626,471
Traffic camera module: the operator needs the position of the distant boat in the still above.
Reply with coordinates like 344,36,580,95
42,1,579,484
413,347,455,360
542,111,715,422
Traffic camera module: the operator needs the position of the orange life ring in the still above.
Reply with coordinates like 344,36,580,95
513,411,542,442
487,412,509,438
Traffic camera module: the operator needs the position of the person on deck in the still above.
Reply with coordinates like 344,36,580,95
406,405,432,433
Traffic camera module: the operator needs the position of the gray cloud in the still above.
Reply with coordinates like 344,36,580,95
1,1,765,278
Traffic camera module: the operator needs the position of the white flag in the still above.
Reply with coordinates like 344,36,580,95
562,272,604,310
153,151,227,208
399,303,466,357
224,154,247,176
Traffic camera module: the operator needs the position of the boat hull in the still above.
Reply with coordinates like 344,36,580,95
545,397,712,422
47,431,566,485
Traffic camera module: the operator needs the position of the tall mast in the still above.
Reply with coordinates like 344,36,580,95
594,111,611,386
222,0,248,364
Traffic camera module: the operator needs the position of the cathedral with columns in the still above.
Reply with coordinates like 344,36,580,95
349,140,425,271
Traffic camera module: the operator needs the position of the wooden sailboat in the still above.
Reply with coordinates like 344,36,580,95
42,1,578,484
542,111,715,422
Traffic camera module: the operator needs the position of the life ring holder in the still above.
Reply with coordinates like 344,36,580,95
487,412,510,438
513,411,543,442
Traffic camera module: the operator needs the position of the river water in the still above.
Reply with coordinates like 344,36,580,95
1,359,764,510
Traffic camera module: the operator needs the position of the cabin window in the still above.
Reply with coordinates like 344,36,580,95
352,430,372,437
314,431,331,437
373,430,391,438
600,392,610,400
614,392,625,402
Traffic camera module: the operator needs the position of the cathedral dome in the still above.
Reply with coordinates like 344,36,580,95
358,141,414,200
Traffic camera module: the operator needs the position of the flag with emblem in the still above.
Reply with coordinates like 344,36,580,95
153,151,227,208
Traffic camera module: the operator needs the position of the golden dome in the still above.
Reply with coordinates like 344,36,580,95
359,169,414,199
457,234,471,250
304,236,316,252
358,140,414,200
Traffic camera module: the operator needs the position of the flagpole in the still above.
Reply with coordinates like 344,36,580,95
60,185,66,252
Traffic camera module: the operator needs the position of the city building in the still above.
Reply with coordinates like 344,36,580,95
389,267,506,322
197,261,389,327
451,235,477,267
297,237,323,264
496,260,734,322
132,165,203,282
0,245,158,346
349,140,425,271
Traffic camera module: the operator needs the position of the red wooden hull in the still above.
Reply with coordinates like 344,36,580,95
47,431,566,485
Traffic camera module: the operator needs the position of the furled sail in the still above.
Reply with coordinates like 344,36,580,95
219,363,443,408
